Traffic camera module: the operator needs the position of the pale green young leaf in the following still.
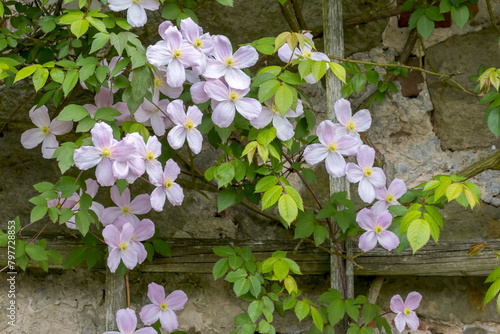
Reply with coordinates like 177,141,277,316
255,176,278,193
294,301,310,321
279,194,298,225
484,278,500,305
71,19,90,38
32,67,49,91
329,62,346,83
248,300,264,323
407,219,431,253
446,183,463,201
275,84,293,115
90,32,110,54
261,185,282,210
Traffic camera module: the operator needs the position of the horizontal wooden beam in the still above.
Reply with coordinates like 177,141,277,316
3,238,499,276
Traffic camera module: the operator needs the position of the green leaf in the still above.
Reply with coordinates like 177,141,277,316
273,259,289,281
425,205,443,228
62,69,79,96
248,300,264,323
215,162,235,188
484,278,500,305
233,277,251,296
262,185,283,210
217,0,233,6
440,0,452,12
32,67,49,91
278,71,305,85
446,183,463,201
94,107,121,121
213,258,229,280
213,246,235,257
417,15,435,39
487,107,500,137
294,210,315,238
86,248,100,269
218,187,236,212
451,4,469,29
279,194,298,225
344,299,359,321
425,6,444,21
362,303,379,324
86,16,107,33
75,211,90,236
388,205,407,216
249,275,261,298
255,176,278,193
71,19,89,38
407,219,430,253
311,61,327,81
25,244,47,261
58,104,89,121
162,3,181,20
31,205,47,222
284,186,303,211
46,249,63,264
310,306,323,331
90,32,110,54
64,246,87,268
329,62,346,83
258,79,280,103
110,32,128,56
15,65,39,82
152,239,171,256
294,301,310,321
327,298,345,326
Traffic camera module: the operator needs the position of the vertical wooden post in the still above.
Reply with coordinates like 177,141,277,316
322,0,354,324
105,270,127,331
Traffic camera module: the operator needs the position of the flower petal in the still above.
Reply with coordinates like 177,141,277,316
334,98,352,125
50,120,73,135
186,129,203,154
358,231,377,252
356,145,375,169
96,159,116,186
390,294,405,313
369,167,386,188
133,218,155,241
130,194,151,214
150,187,166,212
139,304,161,325
74,146,102,170
29,105,50,128
116,308,137,334
394,312,407,333
377,230,400,251
225,67,251,90
91,122,114,149
345,163,363,183
316,120,337,146
358,178,376,203
21,128,45,149
356,208,375,231
388,178,407,200
166,290,188,311
166,182,184,206
405,291,422,310
127,3,147,27
102,207,123,226
325,152,346,178
272,115,294,141
233,45,258,68
352,109,371,132
303,144,328,165
234,97,261,121
212,101,235,128
405,311,420,331
159,309,179,332
166,59,186,88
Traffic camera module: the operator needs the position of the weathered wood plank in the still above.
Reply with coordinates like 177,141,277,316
3,238,500,276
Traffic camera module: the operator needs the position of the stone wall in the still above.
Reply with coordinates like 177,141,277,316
1,0,500,333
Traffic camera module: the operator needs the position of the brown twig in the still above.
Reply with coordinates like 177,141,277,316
125,272,131,308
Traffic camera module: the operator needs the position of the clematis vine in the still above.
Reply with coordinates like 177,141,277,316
146,25,202,87
203,35,258,89
333,98,371,142
356,207,399,252
103,222,138,272
104,308,156,334
73,122,137,186
345,145,386,203
108,0,159,28
390,292,422,333
303,120,359,177
204,79,261,128
166,100,203,154
101,186,151,226
250,99,304,141
139,283,188,332
149,159,184,211
21,105,73,159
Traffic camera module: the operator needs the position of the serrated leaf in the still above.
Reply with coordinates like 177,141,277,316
213,246,235,257
213,258,229,280
273,259,289,281
446,183,463,201
248,300,263,322
484,278,500,305
329,62,346,83
279,194,298,225
64,246,87,268
217,187,236,212
25,244,47,261
294,301,310,321
451,4,469,30
70,19,89,38
274,84,293,114
311,306,323,331
255,176,278,193
327,298,345,326
233,277,251,296
262,185,283,210
400,210,421,233
258,79,280,103
407,219,430,253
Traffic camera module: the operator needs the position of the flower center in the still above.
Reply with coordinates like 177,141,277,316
154,78,162,87
173,49,182,58
374,225,383,235
119,242,127,251
121,206,130,214
363,167,372,177
42,126,50,134
101,147,112,158
328,143,337,152
154,109,160,113
160,302,168,310
403,307,411,316
303,50,312,59
386,194,394,202
130,235,135,242
185,120,194,130
346,121,356,131
145,151,155,161
133,0,141,3
272,104,280,114
225,57,234,67
229,92,238,101
194,39,202,48
164,178,172,189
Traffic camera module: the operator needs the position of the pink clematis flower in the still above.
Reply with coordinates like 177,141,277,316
134,94,171,137
372,178,407,213
73,122,137,186
104,308,156,334
139,283,188,332
64,179,105,230
102,186,151,226
333,98,371,142
180,18,213,75
204,79,261,128
190,80,210,104
390,292,422,333
83,88,130,125
153,67,183,99
357,208,399,252
250,99,304,141
345,145,386,203
108,0,159,27
127,133,162,176
103,222,138,272
149,159,184,211
278,31,330,84
167,100,203,154
112,217,155,264
146,26,202,87
303,120,359,178
21,105,73,159
203,35,258,89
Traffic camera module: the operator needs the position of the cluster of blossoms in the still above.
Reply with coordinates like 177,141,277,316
303,98,407,252
104,283,187,333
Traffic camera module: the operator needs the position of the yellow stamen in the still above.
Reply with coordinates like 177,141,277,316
145,151,155,161
403,307,411,316
160,302,168,310
328,143,337,152
272,104,280,114
229,92,238,101
101,147,111,158
194,39,202,48
303,50,312,59
164,178,172,189
154,109,160,113
225,57,234,67
119,242,127,251
42,126,50,134
122,206,130,214
374,225,383,235
133,0,141,3
154,78,162,87
131,235,135,242
386,194,394,203
363,167,372,177
173,49,182,58
185,120,194,130
346,121,356,131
